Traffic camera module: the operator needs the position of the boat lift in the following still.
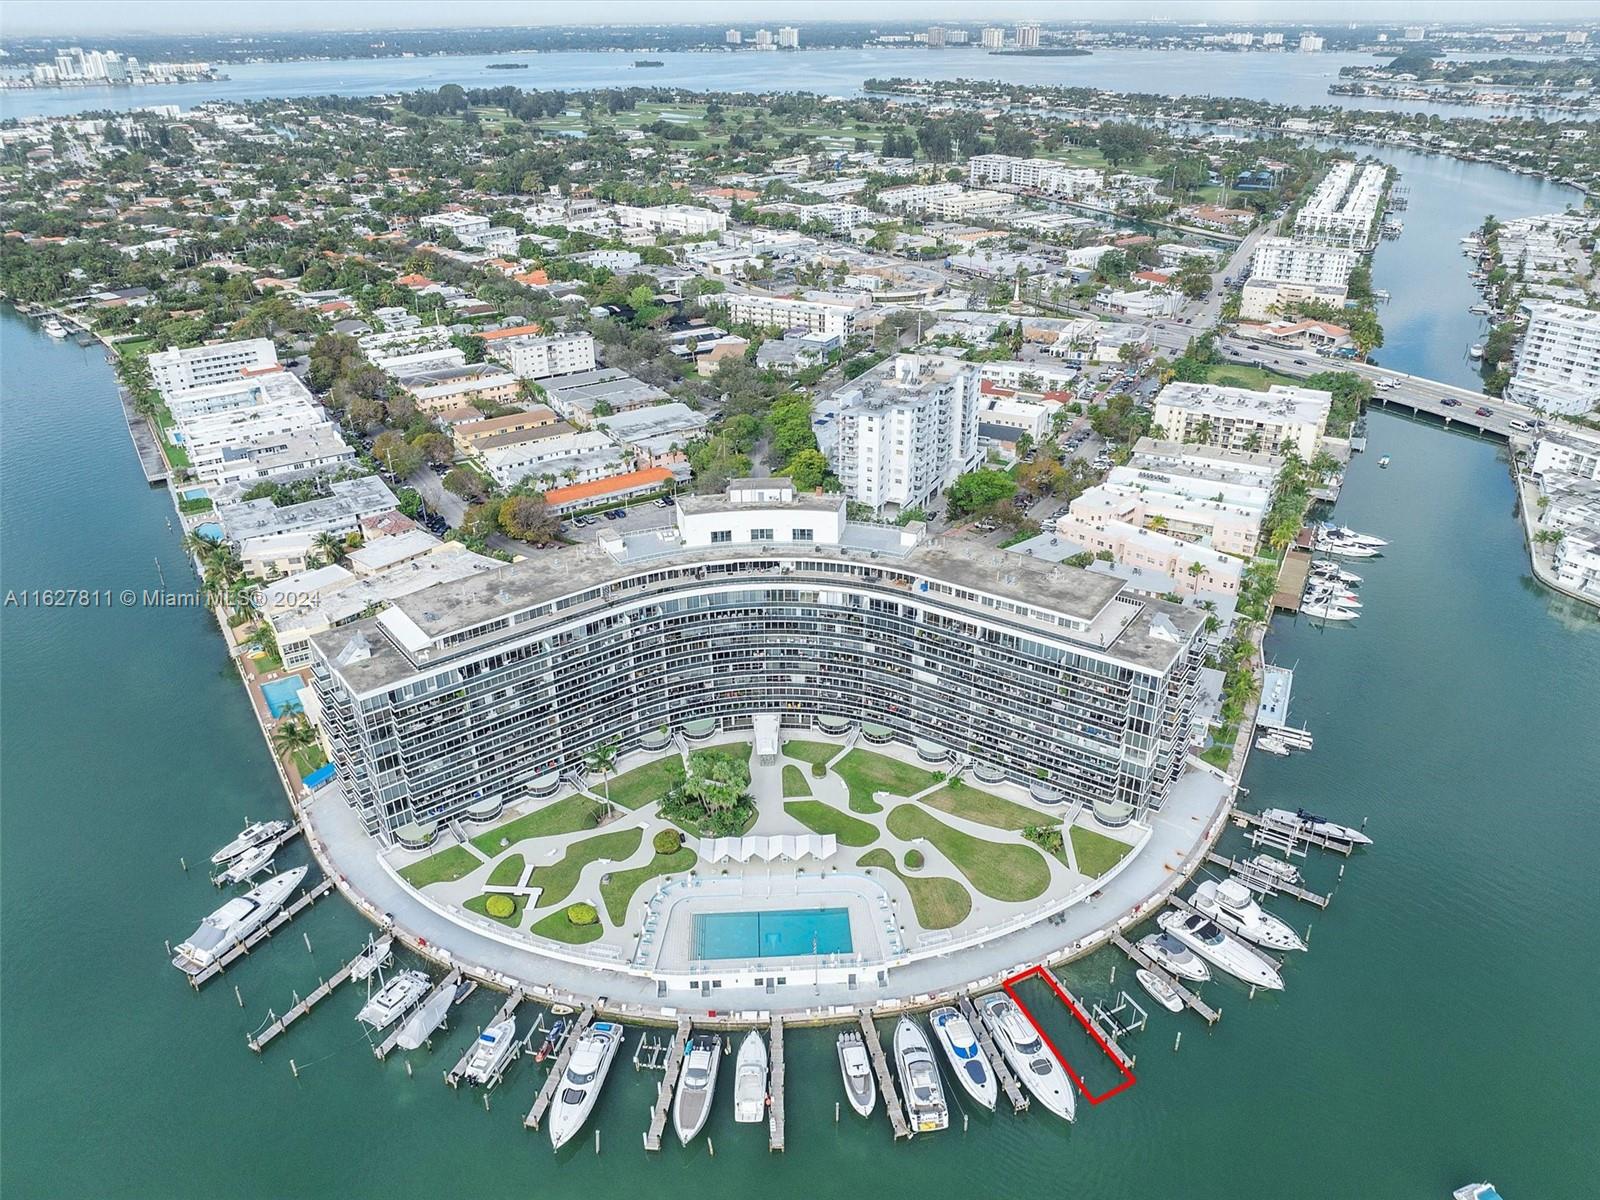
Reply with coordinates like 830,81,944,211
1092,991,1148,1041
632,1027,673,1072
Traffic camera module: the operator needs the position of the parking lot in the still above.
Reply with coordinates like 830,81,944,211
560,496,678,543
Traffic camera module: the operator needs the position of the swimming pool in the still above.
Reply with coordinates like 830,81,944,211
193,522,223,542
692,908,853,961
260,677,305,718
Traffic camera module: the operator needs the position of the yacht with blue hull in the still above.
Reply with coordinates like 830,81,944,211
929,1006,997,1111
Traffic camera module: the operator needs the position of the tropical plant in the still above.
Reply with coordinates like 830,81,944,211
270,714,317,763
652,828,683,856
585,738,620,818
484,894,516,919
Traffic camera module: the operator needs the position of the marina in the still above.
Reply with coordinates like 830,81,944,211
374,969,460,1059
524,1008,596,1131
641,1018,692,1151
445,990,525,1089
181,875,333,989
247,937,391,1053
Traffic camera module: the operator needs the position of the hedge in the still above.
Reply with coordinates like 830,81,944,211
484,894,516,919
566,902,598,926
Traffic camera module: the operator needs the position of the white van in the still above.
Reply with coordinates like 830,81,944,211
1509,419,1533,433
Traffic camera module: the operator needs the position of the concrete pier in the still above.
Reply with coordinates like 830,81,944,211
1204,852,1330,907
642,1018,691,1151
247,939,369,1052
857,1010,911,1139
768,1015,785,1152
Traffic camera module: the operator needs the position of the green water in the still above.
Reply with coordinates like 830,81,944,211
2,311,1597,1197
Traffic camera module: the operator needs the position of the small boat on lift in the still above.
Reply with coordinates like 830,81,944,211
1135,968,1185,1013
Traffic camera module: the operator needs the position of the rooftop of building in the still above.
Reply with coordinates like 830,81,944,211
215,474,397,541
1154,380,1333,424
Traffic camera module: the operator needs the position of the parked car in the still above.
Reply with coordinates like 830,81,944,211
653,498,667,508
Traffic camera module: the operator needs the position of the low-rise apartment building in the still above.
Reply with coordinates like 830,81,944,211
149,337,277,393
711,290,869,339
1153,381,1333,461
483,331,597,380
614,203,728,236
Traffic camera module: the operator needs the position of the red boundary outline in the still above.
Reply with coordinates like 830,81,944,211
1001,965,1136,1105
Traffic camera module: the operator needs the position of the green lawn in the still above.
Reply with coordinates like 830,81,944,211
885,806,1051,903
784,800,878,847
1201,363,1302,392
530,907,603,945
1200,724,1240,770
858,849,972,930
465,892,525,926
470,794,604,856
918,785,1056,832
602,756,683,810
1070,825,1134,878
782,765,812,797
398,845,481,889
834,750,943,814
291,745,328,778
530,827,643,909
600,846,696,925
705,739,752,763
486,852,526,888
781,739,840,767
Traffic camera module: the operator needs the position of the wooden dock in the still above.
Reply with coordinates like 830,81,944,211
642,1018,692,1151
524,1007,595,1130
768,1015,786,1152
445,989,524,1088
187,877,332,989
247,940,371,1053
373,969,460,1060
1234,809,1356,855
856,1010,911,1140
117,387,169,484
1271,547,1312,614
1205,852,1330,907
1111,935,1221,1024
960,996,1028,1112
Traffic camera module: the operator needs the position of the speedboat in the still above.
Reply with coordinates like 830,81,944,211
1137,931,1211,982
1301,601,1359,621
1453,1185,1504,1200
673,1034,721,1146
1310,562,1361,586
733,1030,768,1124
349,935,393,982
1135,968,1184,1013
1321,523,1387,547
172,866,306,975
1244,854,1302,886
979,995,1075,1122
1313,539,1379,559
395,981,454,1050
893,1018,950,1132
210,819,291,866
356,969,431,1030
549,1021,623,1150
212,838,279,886
1378,455,1392,467
929,1006,997,1111
1157,909,1284,991
1261,807,1372,846
836,1031,877,1118
1305,587,1361,608
463,1018,518,1086
1193,878,1307,952
453,979,477,1005
1255,733,1291,756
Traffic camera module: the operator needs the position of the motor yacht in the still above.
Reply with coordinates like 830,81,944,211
1136,931,1210,982
1305,587,1361,608
673,1034,722,1146
1313,539,1380,559
1243,854,1302,886
1255,733,1291,756
893,1018,950,1132
1135,968,1184,1014
463,1018,518,1086
978,995,1076,1122
549,1021,623,1150
1192,878,1307,952
356,969,430,1030
210,819,291,866
733,1030,768,1124
1301,601,1360,621
1157,909,1284,991
1321,523,1387,547
929,1006,997,1111
172,866,307,975
836,1031,877,1118
1310,562,1362,586
1260,807,1372,846
42,317,67,338
395,982,454,1050
212,838,279,886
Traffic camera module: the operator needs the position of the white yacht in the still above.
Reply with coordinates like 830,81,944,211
1135,968,1184,1013
1192,878,1307,952
212,839,279,886
733,1030,768,1124
1157,909,1284,991
210,819,291,866
1452,1184,1504,1200
1301,601,1360,621
1378,455,1392,468
979,995,1076,1122
836,1031,877,1118
395,982,454,1050
1261,807,1373,846
1305,587,1362,608
893,1018,950,1132
349,935,393,982
42,317,67,338
1468,344,1484,360
1313,538,1380,559
462,1018,518,1086
1244,854,1302,887
1255,733,1291,757
549,1021,623,1150
1310,562,1362,586
1322,524,1387,547
356,969,431,1030
673,1034,721,1146
1136,931,1210,982
172,866,306,975
929,1006,997,1111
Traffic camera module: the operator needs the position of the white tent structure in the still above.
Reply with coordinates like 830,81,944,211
753,713,780,764
702,834,838,864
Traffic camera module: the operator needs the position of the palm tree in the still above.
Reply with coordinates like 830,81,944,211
313,531,347,566
271,714,318,768
585,738,620,820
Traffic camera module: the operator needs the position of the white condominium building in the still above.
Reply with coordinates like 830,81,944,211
1153,381,1333,461
1294,161,1387,248
1015,21,1041,49
613,203,728,236
1531,427,1600,483
418,210,517,254
832,354,982,512
162,369,310,424
484,332,597,381
777,26,799,48
149,338,278,394
713,291,868,339
876,182,1014,221
1249,237,1358,287
967,154,1102,198
1505,302,1600,416
981,26,1006,49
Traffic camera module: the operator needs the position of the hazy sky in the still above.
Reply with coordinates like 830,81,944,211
4,0,1597,38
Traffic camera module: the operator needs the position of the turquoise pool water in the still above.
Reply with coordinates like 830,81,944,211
693,908,853,960
194,522,222,541
259,677,304,717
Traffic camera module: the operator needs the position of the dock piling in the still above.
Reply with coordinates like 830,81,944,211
1174,1031,1182,1053
303,931,312,954
290,1059,298,1078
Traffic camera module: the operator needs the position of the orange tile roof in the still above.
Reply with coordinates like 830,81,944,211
396,273,434,287
545,467,672,506
478,322,545,341
514,268,549,286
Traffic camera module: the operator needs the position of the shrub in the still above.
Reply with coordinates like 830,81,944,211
653,828,683,855
811,761,827,778
566,902,598,926
484,894,516,919
904,849,925,870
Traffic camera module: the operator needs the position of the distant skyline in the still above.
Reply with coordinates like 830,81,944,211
5,0,1599,39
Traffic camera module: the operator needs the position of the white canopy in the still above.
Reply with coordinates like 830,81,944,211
702,834,838,864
